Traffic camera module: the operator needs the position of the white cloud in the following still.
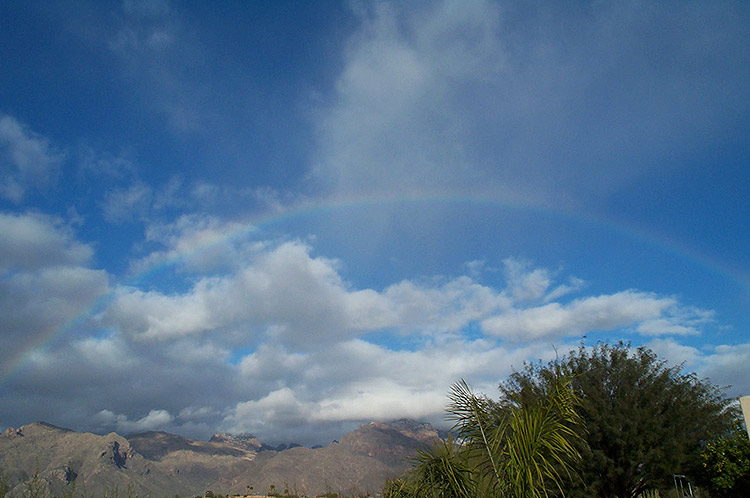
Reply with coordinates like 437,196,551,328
377,276,508,333
223,338,562,443
108,240,354,344
0,210,107,361
480,291,707,340
136,214,259,274
74,335,138,370
0,264,109,381
697,344,750,397
647,338,750,398
94,408,174,434
646,338,701,367
0,212,93,272
105,227,717,352
0,114,64,202
0,265,108,361
502,258,553,302
107,238,511,345
0,211,727,444
105,287,215,340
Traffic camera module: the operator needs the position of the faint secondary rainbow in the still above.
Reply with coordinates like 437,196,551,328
1,192,747,389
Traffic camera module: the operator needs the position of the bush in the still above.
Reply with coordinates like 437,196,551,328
697,426,750,498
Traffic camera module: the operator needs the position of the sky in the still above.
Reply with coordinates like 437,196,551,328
0,0,749,446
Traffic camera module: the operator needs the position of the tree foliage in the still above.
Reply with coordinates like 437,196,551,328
501,342,737,498
386,374,581,498
696,425,750,498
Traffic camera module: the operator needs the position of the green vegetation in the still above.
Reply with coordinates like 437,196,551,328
384,373,581,498
385,341,740,498
697,426,750,498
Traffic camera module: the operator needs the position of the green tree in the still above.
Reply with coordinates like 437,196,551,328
502,342,737,498
389,373,581,498
697,425,750,498
397,438,474,498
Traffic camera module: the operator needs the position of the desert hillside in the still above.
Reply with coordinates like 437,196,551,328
0,420,440,497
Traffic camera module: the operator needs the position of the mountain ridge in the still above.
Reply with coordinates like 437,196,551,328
0,419,440,497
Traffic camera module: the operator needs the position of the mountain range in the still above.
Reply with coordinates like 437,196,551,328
0,420,440,498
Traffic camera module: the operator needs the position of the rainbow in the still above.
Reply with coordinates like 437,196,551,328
1,192,747,389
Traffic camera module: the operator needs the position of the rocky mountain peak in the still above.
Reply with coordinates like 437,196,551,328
100,440,129,469
208,432,262,452
1,426,24,439
385,419,441,442
338,419,440,460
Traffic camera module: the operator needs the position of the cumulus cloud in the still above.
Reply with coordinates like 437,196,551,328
0,114,64,202
0,210,731,444
502,258,553,302
105,226,716,351
376,277,508,333
223,338,555,443
0,211,108,380
646,338,702,367
647,338,750,398
135,214,259,274
693,343,750,397
480,291,710,341
0,212,93,272
92,231,722,443
106,239,510,345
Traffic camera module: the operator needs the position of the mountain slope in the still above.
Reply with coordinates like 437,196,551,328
0,422,169,496
0,420,439,497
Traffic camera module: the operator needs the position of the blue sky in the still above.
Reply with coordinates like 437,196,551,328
1,0,748,445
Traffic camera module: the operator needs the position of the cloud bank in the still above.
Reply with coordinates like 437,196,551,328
2,212,745,444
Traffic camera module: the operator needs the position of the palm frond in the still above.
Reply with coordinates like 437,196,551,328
446,375,581,498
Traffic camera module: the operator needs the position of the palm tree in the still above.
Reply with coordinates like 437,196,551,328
396,374,581,498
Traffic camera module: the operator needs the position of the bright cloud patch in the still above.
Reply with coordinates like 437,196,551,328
0,212,92,272
75,224,726,442
0,212,107,375
0,207,736,445
94,408,174,434
481,291,707,340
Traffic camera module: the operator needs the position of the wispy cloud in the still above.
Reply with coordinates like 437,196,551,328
102,182,154,223
0,114,64,202
312,1,750,207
